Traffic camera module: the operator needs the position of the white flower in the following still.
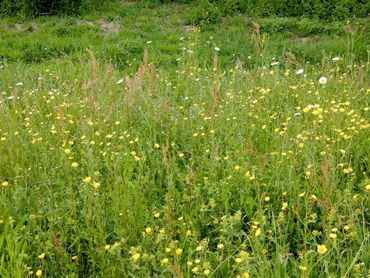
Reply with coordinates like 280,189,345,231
116,79,124,85
295,69,304,75
214,47,220,52
332,56,340,62
270,61,279,66
16,82,23,87
146,41,152,44
319,76,327,85
7,96,14,100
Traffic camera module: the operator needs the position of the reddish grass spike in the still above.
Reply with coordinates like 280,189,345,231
213,85,221,106
285,51,297,66
320,162,331,185
173,263,184,278
50,230,63,257
356,65,364,82
143,48,148,65
259,153,269,173
149,63,156,89
252,21,260,34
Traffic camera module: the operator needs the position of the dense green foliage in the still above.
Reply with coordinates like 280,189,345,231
1,0,369,19
148,0,370,21
0,0,109,17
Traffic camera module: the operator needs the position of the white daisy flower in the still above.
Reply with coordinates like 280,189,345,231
319,76,327,85
295,69,304,75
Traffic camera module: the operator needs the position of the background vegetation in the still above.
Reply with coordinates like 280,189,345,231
0,0,109,17
1,0,369,20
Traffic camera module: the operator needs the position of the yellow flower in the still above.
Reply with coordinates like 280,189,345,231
186,230,192,237
91,181,100,188
132,253,141,261
329,233,337,239
64,148,71,154
154,143,160,149
317,244,328,254
38,253,45,259
196,246,203,251
82,176,91,183
175,248,183,255
72,255,78,260
161,258,169,264
71,162,78,168
36,269,42,277
105,245,111,250
255,228,261,237
154,212,160,218
145,227,152,234
1,181,8,187
282,202,288,210
204,269,211,276
217,243,224,250
243,272,249,278
299,265,307,271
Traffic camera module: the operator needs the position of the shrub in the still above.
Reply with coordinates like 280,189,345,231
257,18,297,34
0,0,109,17
136,0,370,21
186,0,221,26
220,0,248,15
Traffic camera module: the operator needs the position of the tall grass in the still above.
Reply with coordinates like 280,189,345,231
0,5,369,277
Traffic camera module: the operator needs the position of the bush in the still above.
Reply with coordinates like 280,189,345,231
258,18,297,34
137,0,370,21
220,0,248,15
0,0,109,17
186,0,221,26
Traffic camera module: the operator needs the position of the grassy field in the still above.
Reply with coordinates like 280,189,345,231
0,2,369,277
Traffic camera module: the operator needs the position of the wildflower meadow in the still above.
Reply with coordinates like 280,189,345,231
0,1,369,277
